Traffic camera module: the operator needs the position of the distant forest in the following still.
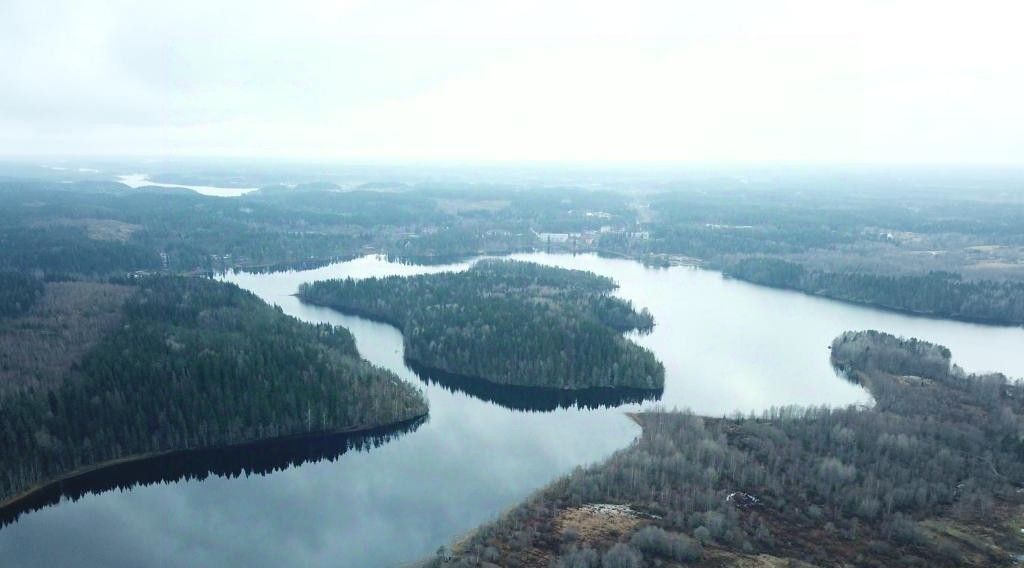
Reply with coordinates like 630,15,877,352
0,276,427,506
298,260,664,390
445,331,1024,567
724,258,1024,325
0,181,552,274
5,176,1024,328
0,272,44,318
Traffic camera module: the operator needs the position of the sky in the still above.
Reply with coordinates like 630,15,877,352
0,0,1022,164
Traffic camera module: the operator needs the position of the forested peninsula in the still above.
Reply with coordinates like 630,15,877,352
0,276,428,509
723,258,1024,326
297,260,664,391
442,331,1024,567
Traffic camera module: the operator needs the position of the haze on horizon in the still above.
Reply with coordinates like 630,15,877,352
1,0,1022,165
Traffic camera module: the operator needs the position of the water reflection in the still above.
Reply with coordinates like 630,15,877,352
225,256,359,275
409,361,662,412
0,417,424,529
4,253,1023,567
384,253,480,266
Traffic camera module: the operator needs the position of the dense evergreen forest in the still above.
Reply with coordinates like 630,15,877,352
0,272,44,318
443,331,1024,567
724,258,1024,325
0,277,428,507
298,260,664,390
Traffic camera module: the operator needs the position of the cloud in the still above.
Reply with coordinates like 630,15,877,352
0,0,1022,163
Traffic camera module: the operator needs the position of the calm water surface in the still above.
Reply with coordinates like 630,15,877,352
2,253,1022,567
117,174,259,197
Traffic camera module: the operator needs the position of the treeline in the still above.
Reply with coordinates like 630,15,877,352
0,272,43,318
446,331,1024,567
0,277,428,505
639,189,1024,258
299,260,663,390
724,257,1024,325
0,226,160,276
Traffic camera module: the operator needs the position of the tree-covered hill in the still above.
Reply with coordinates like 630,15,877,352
298,260,664,390
0,277,428,507
724,257,1024,325
444,331,1024,567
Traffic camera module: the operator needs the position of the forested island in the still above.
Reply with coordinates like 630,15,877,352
442,331,1024,567
298,260,664,391
0,276,428,511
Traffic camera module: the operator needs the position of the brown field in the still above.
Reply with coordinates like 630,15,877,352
0,282,133,394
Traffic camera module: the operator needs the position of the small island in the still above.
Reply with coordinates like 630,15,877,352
0,276,427,513
298,260,665,391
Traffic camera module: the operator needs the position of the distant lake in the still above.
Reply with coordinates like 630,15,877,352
2,253,1022,567
117,174,259,197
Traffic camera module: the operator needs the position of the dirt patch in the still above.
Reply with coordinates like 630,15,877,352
33,218,143,242
82,219,142,242
703,550,819,567
555,504,647,546
919,502,1024,566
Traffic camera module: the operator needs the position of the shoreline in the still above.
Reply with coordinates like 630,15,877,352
719,272,1024,328
529,247,1023,328
583,247,1024,328
0,413,427,517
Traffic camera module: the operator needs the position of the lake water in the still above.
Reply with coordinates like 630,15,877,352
117,174,260,197
2,253,1022,567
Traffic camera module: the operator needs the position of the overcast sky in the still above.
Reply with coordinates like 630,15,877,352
1,0,1022,164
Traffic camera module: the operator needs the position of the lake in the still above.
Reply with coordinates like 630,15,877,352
117,174,260,197
2,253,1022,567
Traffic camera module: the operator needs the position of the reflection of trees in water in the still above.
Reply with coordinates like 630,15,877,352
408,361,662,412
216,255,359,276
384,253,475,267
0,417,425,528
